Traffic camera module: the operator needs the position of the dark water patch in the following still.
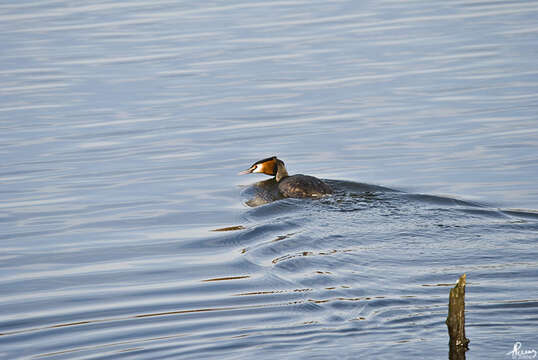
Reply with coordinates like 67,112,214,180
242,198,304,219
502,208,538,221
212,225,246,232
190,220,299,251
0,168,53,177
402,193,483,207
471,299,538,311
327,180,399,194
202,275,250,282
457,207,509,219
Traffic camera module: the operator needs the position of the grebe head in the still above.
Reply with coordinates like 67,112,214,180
238,156,279,176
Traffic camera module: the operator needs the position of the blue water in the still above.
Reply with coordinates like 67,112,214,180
1,1,538,359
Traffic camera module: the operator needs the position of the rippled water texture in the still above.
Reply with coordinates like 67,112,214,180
1,1,538,359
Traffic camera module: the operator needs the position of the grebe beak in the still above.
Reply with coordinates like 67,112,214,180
238,167,255,175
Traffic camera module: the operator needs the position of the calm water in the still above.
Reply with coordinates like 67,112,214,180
1,1,538,359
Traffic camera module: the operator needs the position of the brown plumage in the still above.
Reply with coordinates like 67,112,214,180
239,156,332,198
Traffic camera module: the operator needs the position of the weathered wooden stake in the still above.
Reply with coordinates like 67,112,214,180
446,273,470,360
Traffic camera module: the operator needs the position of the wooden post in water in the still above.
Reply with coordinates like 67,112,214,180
446,274,470,360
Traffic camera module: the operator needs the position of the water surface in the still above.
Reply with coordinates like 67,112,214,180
1,0,538,359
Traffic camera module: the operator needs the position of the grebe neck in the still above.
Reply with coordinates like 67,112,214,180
275,160,289,182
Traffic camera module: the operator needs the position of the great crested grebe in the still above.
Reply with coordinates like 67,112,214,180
239,156,332,198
